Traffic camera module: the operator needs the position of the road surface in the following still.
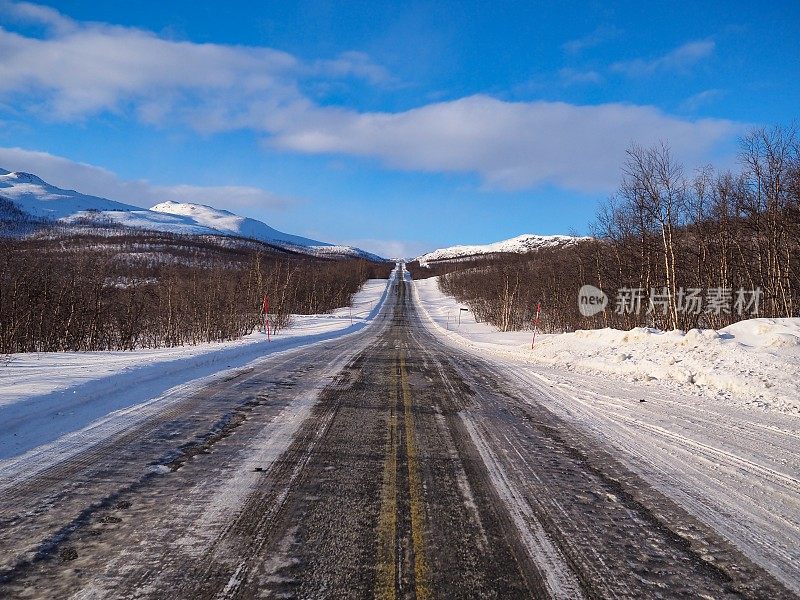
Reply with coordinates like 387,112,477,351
0,267,793,598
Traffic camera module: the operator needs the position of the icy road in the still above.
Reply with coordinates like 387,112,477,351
0,266,796,598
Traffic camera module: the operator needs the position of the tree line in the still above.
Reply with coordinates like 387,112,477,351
409,125,800,333
0,231,391,353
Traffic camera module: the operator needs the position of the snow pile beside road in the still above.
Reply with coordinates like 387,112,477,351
413,277,800,414
720,318,800,348
535,322,800,412
0,274,393,460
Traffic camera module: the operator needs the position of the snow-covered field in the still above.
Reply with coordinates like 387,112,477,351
414,277,800,414
0,275,393,461
412,275,800,592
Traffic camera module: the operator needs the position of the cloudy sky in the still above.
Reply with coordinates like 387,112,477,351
0,1,797,257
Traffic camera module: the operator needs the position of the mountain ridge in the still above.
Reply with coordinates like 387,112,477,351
415,233,590,266
0,169,384,261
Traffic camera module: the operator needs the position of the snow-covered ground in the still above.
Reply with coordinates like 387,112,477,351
412,274,800,592
0,274,393,461
414,276,800,414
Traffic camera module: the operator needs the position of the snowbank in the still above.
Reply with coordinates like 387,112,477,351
413,277,800,414
0,274,393,459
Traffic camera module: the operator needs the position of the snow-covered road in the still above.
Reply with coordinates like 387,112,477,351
1,264,788,599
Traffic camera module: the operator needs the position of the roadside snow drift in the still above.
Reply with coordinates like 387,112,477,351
413,277,800,414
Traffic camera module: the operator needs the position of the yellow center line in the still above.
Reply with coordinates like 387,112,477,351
376,346,431,600
376,353,399,600
400,349,431,600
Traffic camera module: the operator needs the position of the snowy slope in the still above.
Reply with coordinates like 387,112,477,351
0,168,384,260
0,170,138,219
415,233,590,265
60,208,224,236
149,201,384,261
151,200,328,247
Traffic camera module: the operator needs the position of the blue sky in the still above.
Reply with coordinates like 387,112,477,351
0,1,797,257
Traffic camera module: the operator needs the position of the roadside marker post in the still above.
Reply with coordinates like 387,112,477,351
458,307,468,327
531,302,541,349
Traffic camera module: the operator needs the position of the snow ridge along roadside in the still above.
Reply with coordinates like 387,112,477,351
412,276,800,414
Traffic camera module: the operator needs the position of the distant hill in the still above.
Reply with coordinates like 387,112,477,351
415,233,591,266
0,169,384,261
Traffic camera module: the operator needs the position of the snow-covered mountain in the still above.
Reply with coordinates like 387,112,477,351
415,233,590,266
148,201,384,261
150,201,325,247
0,169,137,218
0,169,384,261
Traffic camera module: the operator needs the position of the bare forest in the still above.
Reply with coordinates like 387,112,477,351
409,125,800,334
0,231,391,353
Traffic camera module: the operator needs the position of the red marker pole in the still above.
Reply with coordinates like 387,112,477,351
531,302,541,349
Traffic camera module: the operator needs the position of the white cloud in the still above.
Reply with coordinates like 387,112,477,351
0,26,299,119
0,146,291,210
558,68,603,85
612,40,715,77
270,96,741,192
680,89,724,112
2,0,75,34
312,51,394,86
562,25,621,54
0,5,742,194
0,2,386,121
